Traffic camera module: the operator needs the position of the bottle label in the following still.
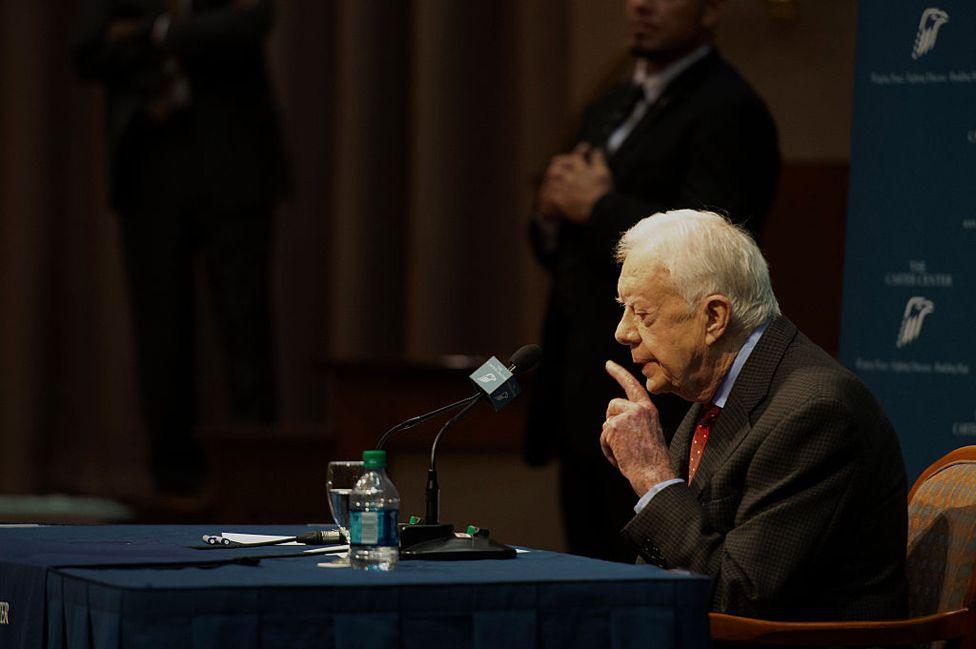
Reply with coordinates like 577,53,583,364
349,509,399,546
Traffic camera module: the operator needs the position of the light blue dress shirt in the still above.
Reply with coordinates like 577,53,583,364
633,321,769,513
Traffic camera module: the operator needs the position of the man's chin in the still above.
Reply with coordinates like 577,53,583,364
630,45,668,62
644,378,669,395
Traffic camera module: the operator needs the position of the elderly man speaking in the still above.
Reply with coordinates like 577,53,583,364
601,210,908,620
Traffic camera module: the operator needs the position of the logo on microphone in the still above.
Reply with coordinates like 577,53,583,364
469,357,521,411
896,296,934,348
0,601,9,625
912,8,949,60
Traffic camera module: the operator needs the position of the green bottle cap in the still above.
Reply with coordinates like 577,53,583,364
362,449,387,469
465,524,478,536
409,515,420,525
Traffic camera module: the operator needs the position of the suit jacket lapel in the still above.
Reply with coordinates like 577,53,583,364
688,398,749,497
612,51,722,162
610,95,673,161
669,402,700,481
687,317,799,497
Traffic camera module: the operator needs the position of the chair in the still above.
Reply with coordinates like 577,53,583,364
709,445,976,647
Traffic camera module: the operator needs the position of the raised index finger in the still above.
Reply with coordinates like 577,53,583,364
605,360,652,404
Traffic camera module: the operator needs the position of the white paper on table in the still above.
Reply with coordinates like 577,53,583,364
317,553,350,568
220,532,302,545
302,545,349,554
0,524,44,528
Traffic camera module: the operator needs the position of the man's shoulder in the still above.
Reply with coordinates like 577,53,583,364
584,53,767,118
774,333,866,397
755,328,906,505
679,53,773,119
733,318,880,421
762,331,888,430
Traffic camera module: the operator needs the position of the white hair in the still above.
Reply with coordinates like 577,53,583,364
615,209,781,333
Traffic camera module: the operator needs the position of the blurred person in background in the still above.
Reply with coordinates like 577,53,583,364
73,0,288,496
526,0,780,561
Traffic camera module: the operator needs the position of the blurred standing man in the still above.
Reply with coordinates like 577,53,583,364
602,210,907,618
73,0,288,495
526,0,780,561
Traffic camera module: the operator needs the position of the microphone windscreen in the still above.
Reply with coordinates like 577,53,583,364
508,344,542,374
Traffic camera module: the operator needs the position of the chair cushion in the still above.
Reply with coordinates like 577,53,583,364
908,461,976,616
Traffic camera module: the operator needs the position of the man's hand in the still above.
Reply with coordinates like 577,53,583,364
601,360,675,495
536,143,612,223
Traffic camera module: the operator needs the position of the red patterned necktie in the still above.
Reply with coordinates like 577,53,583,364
688,404,722,483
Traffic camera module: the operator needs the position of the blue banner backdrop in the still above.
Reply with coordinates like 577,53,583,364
841,1,976,479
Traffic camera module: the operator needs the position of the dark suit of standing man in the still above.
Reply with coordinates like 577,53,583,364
526,0,779,561
73,0,288,495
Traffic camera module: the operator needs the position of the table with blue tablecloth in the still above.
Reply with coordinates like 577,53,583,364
0,525,712,649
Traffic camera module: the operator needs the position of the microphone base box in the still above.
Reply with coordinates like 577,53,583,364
400,535,516,561
399,522,454,549
398,521,516,561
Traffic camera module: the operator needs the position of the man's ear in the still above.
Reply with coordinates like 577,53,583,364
702,294,732,346
702,0,727,31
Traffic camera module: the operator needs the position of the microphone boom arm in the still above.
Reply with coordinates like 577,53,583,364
425,396,483,524
375,394,480,450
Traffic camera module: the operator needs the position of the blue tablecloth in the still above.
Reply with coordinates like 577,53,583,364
0,525,712,649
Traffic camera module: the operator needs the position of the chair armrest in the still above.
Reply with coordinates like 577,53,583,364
710,608,973,645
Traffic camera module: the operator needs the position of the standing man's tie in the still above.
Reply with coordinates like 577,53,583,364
598,84,646,153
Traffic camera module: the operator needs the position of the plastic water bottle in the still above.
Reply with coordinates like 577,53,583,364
349,450,400,570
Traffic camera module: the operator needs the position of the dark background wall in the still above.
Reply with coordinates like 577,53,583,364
0,0,854,548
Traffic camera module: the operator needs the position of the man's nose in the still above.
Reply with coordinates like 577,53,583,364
614,314,637,346
629,0,656,16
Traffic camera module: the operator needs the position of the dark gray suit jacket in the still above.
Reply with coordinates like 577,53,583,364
623,317,909,621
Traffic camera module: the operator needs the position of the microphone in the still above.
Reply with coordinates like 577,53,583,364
469,344,542,410
196,529,344,550
507,343,544,371
424,344,541,524
374,344,543,450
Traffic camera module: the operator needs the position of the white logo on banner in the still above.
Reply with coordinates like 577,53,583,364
896,297,934,348
912,8,949,60
477,373,497,384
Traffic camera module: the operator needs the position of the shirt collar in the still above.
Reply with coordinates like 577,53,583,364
710,320,769,408
632,44,711,103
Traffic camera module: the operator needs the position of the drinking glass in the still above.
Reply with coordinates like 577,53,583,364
327,461,364,542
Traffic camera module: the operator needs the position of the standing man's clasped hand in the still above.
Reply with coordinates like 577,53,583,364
602,360,676,495
537,143,613,223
